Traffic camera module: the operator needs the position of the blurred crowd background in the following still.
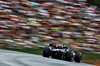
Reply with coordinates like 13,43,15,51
0,0,100,53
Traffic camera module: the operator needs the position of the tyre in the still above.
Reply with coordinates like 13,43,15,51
43,47,51,57
74,52,82,63
65,51,73,62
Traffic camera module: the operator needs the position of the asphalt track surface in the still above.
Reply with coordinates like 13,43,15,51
0,49,95,66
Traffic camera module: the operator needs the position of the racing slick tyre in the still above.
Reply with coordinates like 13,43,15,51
74,52,82,63
43,47,51,57
65,51,73,62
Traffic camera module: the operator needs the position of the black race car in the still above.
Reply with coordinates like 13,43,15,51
43,44,82,63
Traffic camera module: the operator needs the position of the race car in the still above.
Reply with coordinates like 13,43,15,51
43,44,82,63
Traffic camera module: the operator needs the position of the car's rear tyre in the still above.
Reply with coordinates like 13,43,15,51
74,52,82,63
43,47,51,57
65,51,73,62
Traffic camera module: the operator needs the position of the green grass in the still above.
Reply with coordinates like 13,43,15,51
82,53,100,61
82,53,100,66
6,48,43,55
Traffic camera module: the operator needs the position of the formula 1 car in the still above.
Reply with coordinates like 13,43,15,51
43,44,82,63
